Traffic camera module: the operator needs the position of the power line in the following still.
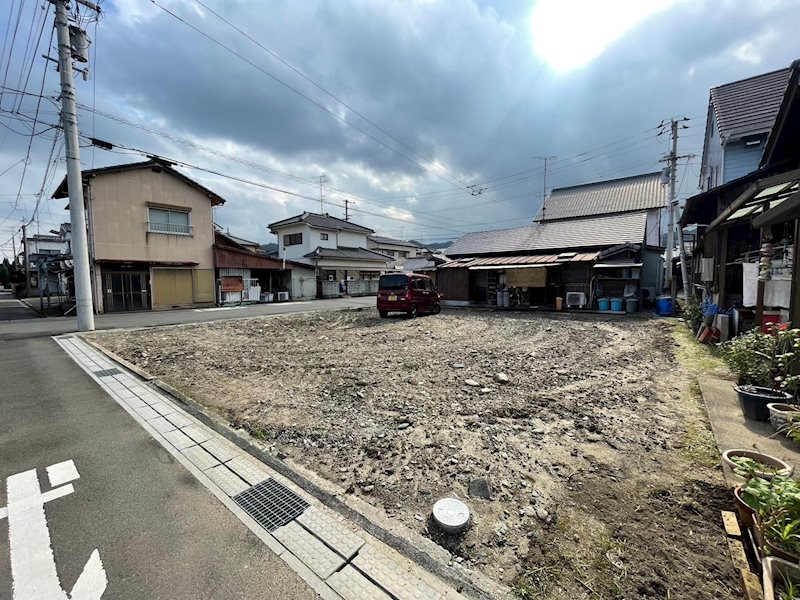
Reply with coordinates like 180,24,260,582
148,0,471,192
193,0,471,190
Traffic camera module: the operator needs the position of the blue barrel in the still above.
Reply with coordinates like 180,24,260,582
656,296,673,316
597,298,610,311
610,298,624,311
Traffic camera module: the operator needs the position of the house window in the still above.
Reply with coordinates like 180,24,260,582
283,233,302,246
148,207,192,235
320,233,329,240
399,251,408,259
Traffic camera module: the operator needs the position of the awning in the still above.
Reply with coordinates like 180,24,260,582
707,168,800,232
442,252,598,269
469,264,547,270
594,262,643,269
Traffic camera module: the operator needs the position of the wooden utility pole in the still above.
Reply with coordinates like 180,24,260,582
344,199,354,222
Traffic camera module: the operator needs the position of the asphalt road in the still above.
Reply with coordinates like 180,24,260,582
0,290,40,321
0,296,374,598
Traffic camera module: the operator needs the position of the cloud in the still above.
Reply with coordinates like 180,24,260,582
1,0,799,254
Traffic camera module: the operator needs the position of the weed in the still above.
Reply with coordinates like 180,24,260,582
680,424,719,468
669,322,731,377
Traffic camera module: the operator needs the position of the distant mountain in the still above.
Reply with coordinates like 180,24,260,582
410,240,453,250
260,242,278,254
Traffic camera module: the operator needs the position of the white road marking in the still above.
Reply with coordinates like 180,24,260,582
4,463,107,600
47,460,80,488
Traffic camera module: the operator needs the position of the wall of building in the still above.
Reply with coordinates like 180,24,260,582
437,268,470,303
646,209,661,247
290,265,317,300
640,248,663,303
724,136,767,183
337,231,369,248
702,112,724,192
88,168,215,269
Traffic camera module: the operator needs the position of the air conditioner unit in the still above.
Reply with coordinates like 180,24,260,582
566,292,587,308
277,291,289,302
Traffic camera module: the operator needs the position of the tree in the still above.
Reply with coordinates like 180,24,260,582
0,258,10,286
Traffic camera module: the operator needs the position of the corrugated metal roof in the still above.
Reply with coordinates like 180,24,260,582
710,67,791,140
269,212,373,234
447,211,648,257
441,252,598,269
537,172,665,222
303,246,391,261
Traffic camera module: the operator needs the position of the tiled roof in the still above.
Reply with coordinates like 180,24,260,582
303,246,391,262
402,255,451,271
368,235,418,248
710,67,792,140
447,211,648,257
269,212,373,234
537,172,665,222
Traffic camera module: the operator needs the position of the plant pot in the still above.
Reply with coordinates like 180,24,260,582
767,402,800,433
763,556,800,600
733,485,755,528
736,385,793,421
721,449,794,480
755,515,800,563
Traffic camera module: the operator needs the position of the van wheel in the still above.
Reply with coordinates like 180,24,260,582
432,303,441,315
379,310,388,318
407,304,418,318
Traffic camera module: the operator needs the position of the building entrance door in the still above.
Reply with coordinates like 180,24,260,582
104,271,150,312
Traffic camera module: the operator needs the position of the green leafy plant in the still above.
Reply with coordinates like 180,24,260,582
743,476,800,559
683,300,703,333
779,572,800,600
730,455,779,479
766,513,800,557
719,325,800,392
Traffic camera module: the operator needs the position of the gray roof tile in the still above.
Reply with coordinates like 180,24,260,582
269,212,373,234
447,211,648,257
538,172,665,222
303,246,391,262
710,67,792,140
367,235,418,248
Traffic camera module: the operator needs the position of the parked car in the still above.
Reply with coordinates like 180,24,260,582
377,273,441,318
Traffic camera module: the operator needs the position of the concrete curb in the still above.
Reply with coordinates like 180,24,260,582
85,337,505,600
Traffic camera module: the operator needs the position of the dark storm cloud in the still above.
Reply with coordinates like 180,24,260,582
2,0,799,250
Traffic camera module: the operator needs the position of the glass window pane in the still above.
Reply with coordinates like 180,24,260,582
149,208,169,223
169,211,189,225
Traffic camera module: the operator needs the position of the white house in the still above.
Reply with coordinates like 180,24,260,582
267,212,391,296
366,235,418,270
23,231,71,296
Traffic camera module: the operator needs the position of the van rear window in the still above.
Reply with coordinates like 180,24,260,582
379,274,408,290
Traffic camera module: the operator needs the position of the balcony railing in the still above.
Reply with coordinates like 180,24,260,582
147,221,193,235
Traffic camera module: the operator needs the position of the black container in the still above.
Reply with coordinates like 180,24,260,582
736,385,792,421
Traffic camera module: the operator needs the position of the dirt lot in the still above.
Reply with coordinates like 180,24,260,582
91,309,739,599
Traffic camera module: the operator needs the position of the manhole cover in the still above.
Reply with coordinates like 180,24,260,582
233,478,309,532
94,368,121,377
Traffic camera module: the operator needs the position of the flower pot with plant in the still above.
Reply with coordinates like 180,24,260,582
763,556,800,600
769,403,800,433
720,325,800,420
743,475,800,562
722,449,793,480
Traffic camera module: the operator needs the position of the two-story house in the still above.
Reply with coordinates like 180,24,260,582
700,67,792,192
22,232,71,296
267,212,391,296
366,235,419,270
52,159,224,312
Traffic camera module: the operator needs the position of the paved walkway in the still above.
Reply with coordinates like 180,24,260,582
700,377,800,481
0,290,40,321
55,335,476,600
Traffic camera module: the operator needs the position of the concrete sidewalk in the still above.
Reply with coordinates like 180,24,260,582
700,377,800,480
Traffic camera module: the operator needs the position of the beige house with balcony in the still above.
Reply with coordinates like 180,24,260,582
52,159,224,312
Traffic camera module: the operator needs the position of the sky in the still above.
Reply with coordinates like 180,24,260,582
1,0,799,257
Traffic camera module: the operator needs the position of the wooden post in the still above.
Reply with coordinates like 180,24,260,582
718,227,728,309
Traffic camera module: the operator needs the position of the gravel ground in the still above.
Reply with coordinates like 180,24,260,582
91,309,738,599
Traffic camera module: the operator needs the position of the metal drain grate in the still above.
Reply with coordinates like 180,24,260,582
233,478,310,532
94,368,121,377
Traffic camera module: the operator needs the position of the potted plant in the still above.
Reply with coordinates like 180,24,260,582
763,557,800,600
769,403,800,433
722,449,793,480
743,475,800,563
719,325,800,420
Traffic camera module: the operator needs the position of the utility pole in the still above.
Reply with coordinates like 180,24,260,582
665,119,677,300
344,199,354,222
53,0,98,331
22,224,30,297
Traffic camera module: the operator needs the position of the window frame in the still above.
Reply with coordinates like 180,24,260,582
283,232,303,246
320,233,329,241
147,205,193,236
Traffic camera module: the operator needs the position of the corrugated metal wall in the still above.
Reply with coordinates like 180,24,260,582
437,268,469,301
724,139,765,183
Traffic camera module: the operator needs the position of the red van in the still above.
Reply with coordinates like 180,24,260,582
377,273,441,318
